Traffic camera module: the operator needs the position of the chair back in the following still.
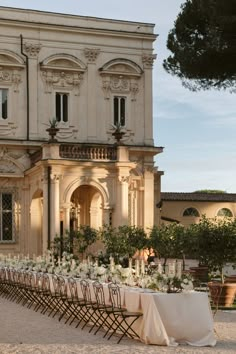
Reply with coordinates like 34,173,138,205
93,281,106,307
42,273,51,292
51,274,60,294
80,279,92,304
58,275,67,297
108,282,122,309
68,277,78,300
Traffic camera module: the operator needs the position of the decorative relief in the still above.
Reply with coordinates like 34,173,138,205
100,59,142,100
118,176,130,184
41,70,83,95
84,48,100,63
0,68,22,92
142,54,157,68
102,76,139,100
50,173,61,182
0,122,17,136
40,54,86,95
23,42,41,58
0,147,24,176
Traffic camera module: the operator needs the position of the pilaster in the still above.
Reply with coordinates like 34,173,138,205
24,42,41,138
84,48,100,140
142,53,156,145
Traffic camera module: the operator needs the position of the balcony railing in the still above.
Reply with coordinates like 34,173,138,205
59,144,117,161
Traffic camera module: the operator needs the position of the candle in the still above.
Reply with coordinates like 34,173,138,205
176,261,182,279
110,256,114,272
157,261,163,274
141,259,145,275
167,262,176,278
135,259,140,277
129,258,132,269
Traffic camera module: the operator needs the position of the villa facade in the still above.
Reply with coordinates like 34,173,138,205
0,7,163,256
159,192,236,227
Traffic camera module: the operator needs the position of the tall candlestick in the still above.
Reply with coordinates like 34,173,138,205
129,258,132,270
176,261,182,279
135,259,140,277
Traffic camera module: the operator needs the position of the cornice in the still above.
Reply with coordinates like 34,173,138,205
0,18,157,42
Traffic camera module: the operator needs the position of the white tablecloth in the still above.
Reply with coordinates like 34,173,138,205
50,275,216,347
122,289,216,346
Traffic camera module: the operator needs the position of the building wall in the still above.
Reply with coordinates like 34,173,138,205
0,7,162,256
161,200,236,227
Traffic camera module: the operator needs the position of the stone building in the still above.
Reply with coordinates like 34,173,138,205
159,192,236,227
0,7,163,256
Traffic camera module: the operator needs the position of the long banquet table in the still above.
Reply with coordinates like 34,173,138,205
7,269,215,348
76,280,216,347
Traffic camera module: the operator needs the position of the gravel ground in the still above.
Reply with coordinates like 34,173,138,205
0,296,235,354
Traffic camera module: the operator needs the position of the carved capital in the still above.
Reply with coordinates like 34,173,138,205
50,173,61,183
142,54,157,68
23,42,41,58
84,48,100,63
118,176,129,184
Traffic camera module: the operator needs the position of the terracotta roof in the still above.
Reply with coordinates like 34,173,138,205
161,192,236,202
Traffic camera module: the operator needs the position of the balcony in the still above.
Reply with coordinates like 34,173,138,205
59,144,117,161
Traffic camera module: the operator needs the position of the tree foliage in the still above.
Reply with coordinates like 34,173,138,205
163,0,236,91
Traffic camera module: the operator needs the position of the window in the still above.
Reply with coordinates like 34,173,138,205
183,207,200,217
217,208,233,217
0,193,14,241
56,92,68,123
113,96,126,127
0,89,8,119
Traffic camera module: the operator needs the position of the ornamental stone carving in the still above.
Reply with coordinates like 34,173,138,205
0,68,22,92
41,70,83,95
84,48,100,63
118,176,130,184
100,59,142,100
0,148,25,176
40,54,86,95
102,75,139,100
23,42,41,58
142,54,157,68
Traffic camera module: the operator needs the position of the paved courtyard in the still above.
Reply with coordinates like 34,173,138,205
0,296,236,353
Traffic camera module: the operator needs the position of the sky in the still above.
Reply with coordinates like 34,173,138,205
1,0,236,193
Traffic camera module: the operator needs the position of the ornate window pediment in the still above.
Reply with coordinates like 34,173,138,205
0,147,25,177
99,59,143,100
40,54,86,95
0,50,24,92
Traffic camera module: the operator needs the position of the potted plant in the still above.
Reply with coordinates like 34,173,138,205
193,216,236,307
46,118,59,142
111,123,125,145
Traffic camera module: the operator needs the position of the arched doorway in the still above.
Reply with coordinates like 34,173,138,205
70,185,103,230
30,189,43,256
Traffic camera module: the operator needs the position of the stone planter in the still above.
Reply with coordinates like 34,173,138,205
208,281,236,307
46,127,59,142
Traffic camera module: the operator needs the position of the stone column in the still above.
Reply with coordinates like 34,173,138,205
103,203,113,226
42,168,49,253
143,166,155,230
84,48,100,140
50,170,61,241
142,54,156,146
62,203,71,233
116,175,129,226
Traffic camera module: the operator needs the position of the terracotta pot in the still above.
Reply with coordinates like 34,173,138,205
208,281,236,307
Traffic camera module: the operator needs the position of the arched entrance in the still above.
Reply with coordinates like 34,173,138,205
30,189,43,256
70,185,103,230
